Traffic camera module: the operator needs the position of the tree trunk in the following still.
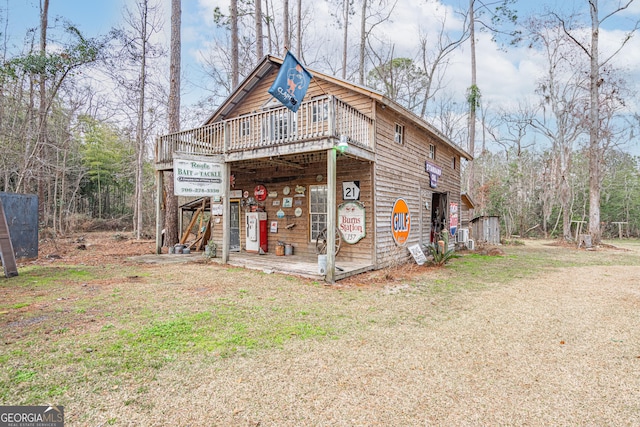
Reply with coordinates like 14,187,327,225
135,0,149,240
283,0,290,51
255,0,263,58
358,0,367,85
38,0,49,223
587,0,601,244
467,0,476,195
342,0,349,79
164,0,182,247
296,0,301,57
230,0,239,88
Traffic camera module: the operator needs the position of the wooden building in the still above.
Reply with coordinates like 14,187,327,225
471,215,501,245
155,55,472,281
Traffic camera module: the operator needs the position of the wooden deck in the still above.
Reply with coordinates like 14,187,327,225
223,251,374,281
129,251,374,282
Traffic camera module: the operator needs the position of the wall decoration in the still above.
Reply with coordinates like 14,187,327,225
272,200,281,206
254,185,267,201
294,198,303,206
268,192,278,198
295,207,303,217
282,197,293,208
425,161,442,189
342,181,360,200
229,189,243,198
449,202,459,237
276,209,285,218
282,186,290,195
391,198,411,246
338,201,366,244
316,174,323,182
243,190,249,198
295,185,306,195
211,204,224,216
270,221,278,233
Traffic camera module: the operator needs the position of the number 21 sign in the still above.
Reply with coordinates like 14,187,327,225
342,181,360,200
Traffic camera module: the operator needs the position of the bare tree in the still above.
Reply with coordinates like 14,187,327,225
283,0,289,50
555,0,639,243
163,0,181,246
357,0,397,86
528,17,588,241
256,0,264,58
230,0,239,88
342,0,349,79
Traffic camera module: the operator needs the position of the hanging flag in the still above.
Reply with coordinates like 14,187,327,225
268,51,312,113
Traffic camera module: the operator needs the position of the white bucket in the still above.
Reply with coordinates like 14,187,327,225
317,254,327,275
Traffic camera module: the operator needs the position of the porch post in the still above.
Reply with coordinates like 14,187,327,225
155,169,163,254
326,146,337,283
222,161,230,263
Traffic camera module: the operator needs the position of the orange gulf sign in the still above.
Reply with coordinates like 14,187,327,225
391,198,411,246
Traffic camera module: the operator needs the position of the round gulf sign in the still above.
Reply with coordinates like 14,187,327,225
391,198,411,246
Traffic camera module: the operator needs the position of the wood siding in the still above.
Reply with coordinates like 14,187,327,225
210,71,374,123
373,104,462,268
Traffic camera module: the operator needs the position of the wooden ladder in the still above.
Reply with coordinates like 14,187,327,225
0,198,19,278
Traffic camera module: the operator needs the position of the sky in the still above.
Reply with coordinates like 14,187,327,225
4,0,640,153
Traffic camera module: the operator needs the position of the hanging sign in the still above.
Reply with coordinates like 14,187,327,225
391,198,411,246
338,201,366,244
425,161,442,189
174,157,223,197
449,202,459,237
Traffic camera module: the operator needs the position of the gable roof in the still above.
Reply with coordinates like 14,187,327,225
204,55,472,160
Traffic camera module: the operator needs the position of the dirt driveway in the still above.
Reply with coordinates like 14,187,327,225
4,236,640,425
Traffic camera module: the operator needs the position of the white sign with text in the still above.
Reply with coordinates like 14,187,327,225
174,158,224,197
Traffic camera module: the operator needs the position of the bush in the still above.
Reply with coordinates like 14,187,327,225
423,232,460,266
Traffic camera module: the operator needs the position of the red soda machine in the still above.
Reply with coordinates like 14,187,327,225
245,212,268,253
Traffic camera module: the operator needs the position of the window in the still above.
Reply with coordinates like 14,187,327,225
452,156,456,170
239,118,250,137
262,111,297,141
309,185,327,241
312,102,328,123
429,144,436,159
394,123,404,144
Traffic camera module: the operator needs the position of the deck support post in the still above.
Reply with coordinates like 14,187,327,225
222,161,230,263
155,169,164,254
326,146,337,283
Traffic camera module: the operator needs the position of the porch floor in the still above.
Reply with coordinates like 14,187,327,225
223,251,374,281
130,251,374,282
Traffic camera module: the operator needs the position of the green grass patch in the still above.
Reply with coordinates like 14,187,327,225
11,303,30,309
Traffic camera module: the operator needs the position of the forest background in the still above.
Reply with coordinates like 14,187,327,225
1,0,640,243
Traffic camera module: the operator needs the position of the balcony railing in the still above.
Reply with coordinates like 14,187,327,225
155,95,374,167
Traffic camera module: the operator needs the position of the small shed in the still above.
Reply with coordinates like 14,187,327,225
471,215,500,245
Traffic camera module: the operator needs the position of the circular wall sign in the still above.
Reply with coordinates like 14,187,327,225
391,198,411,246
254,185,267,201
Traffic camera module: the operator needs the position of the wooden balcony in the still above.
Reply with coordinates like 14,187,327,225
155,95,375,170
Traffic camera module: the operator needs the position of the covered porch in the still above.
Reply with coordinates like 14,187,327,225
155,94,376,282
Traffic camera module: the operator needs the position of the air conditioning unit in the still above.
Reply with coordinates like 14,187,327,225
467,239,475,250
457,228,469,243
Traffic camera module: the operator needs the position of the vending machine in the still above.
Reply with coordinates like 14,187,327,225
245,212,268,253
